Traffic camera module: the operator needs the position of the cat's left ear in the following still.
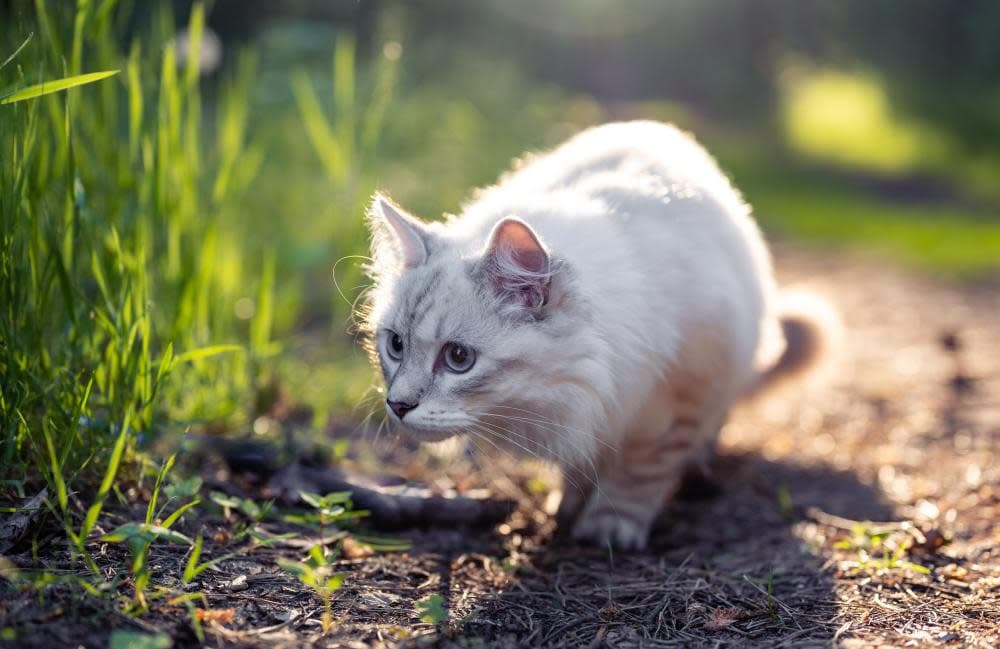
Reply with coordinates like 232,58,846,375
367,193,430,271
481,218,551,310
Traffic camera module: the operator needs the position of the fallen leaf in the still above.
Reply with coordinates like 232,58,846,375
599,602,620,621
195,608,236,625
911,528,949,555
938,563,970,581
704,607,743,631
342,536,374,559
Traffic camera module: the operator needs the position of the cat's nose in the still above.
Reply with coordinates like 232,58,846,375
387,399,418,419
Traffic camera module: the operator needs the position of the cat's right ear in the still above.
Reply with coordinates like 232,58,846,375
481,218,551,310
367,193,429,271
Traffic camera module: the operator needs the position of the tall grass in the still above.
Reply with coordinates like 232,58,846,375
0,0,413,519
0,2,266,495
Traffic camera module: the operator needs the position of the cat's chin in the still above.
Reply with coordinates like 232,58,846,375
397,424,460,444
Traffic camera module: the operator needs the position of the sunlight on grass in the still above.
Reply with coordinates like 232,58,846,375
734,165,1000,277
781,67,946,174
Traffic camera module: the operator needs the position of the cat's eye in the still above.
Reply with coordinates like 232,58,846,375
386,330,404,360
442,342,475,373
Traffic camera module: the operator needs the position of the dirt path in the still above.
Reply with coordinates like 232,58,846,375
3,247,999,648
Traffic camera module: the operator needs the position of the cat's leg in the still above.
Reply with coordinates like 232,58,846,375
572,375,732,551
572,321,746,550
570,420,699,551
554,464,595,534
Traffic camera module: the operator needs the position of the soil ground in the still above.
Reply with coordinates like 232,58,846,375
2,247,999,648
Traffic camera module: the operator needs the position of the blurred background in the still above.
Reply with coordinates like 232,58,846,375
2,0,999,477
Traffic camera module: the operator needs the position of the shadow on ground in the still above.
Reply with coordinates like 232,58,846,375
455,452,892,648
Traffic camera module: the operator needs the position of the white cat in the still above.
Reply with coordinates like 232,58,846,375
361,121,831,550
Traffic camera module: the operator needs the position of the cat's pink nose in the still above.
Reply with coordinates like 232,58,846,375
387,399,418,419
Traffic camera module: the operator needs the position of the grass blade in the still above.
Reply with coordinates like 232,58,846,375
41,420,69,513
183,533,203,583
79,411,130,543
291,71,345,181
1,70,120,105
161,498,200,529
0,32,33,72
126,41,142,157
145,453,176,525
32,0,63,62
250,253,274,356
172,344,243,365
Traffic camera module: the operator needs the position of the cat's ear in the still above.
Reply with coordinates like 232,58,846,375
482,218,551,309
367,193,429,270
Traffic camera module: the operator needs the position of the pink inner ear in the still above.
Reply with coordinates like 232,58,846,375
504,227,547,274
490,220,548,270
486,219,550,308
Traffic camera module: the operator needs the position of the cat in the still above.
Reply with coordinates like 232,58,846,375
360,121,833,550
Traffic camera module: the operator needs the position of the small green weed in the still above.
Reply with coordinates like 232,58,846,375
208,491,277,545
776,483,793,520
766,569,779,622
209,491,272,522
833,522,931,575
283,490,367,536
415,593,448,625
99,454,199,611
278,544,345,633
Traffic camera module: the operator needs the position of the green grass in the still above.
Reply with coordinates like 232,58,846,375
722,152,1000,277
780,67,946,175
1,2,262,488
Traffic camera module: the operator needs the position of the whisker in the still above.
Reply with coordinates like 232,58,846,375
465,425,529,465
332,254,374,310
462,432,519,491
467,422,584,495
469,420,598,496
467,410,604,488
468,421,543,462
353,388,389,450
468,414,619,521
488,405,618,451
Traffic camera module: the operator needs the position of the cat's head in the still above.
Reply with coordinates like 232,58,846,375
360,193,597,465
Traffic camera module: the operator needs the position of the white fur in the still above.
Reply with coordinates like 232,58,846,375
364,121,783,546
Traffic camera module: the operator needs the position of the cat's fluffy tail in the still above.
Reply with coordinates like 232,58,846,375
743,290,841,398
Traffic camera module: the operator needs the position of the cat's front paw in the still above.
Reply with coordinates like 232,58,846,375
571,506,651,552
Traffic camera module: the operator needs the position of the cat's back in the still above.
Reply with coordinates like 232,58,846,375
500,121,730,198
461,121,759,267
454,121,766,298
459,121,748,242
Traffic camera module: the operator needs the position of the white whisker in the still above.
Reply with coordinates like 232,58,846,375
487,405,618,452
469,420,598,496
467,410,604,486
